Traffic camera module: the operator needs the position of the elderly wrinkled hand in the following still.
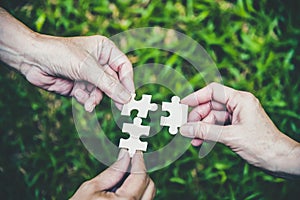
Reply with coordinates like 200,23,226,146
0,8,134,112
180,82,300,178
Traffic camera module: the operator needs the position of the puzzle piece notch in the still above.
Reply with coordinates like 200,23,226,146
121,94,158,118
160,96,188,135
119,117,150,157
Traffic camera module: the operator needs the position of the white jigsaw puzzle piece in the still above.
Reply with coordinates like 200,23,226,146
119,117,150,157
160,96,188,135
121,94,158,118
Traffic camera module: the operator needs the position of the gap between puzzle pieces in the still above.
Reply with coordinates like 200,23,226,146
119,117,150,157
119,95,189,157
121,94,158,118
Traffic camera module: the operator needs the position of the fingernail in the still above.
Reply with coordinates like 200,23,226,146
117,90,132,103
90,104,96,112
84,102,94,112
180,125,194,137
118,149,128,160
75,90,84,98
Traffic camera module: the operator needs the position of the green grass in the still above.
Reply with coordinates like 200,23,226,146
0,0,300,199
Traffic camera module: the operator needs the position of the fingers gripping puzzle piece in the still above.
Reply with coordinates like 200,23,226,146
121,94,158,118
119,117,150,157
160,96,188,135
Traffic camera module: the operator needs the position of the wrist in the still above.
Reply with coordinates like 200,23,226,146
0,8,44,74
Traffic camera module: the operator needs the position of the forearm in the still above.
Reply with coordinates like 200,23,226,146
0,7,41,72
272,133,300,178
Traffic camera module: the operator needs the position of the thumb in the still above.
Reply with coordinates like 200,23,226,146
93,149,130,191
79,55,132,104
180,122,228,144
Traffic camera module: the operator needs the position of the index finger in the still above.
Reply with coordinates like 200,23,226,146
109,53,135,94
79,54,132,104
181,82,236,107
100,39,135,93
116,152,149,199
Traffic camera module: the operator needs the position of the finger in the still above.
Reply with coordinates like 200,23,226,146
80,55,131,104
130,151,147,174
211,101,226,110
90,149,130,191
190,110,227,147
117,62,135,93
188,102,212,122
202,110,231,125
191,139,203,146
103,64,119,80
84,88,103,112
73,88,90,105
100,39,135,93
180,121,230,144
115,102,123,111
181,82,237,108
46,78,74,95
71,81,89,104
25,67,75,95
116,152,149,199
141,179,156,200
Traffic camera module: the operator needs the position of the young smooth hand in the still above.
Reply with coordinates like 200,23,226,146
70,150,156,200
180,82,300,178
0,8,134,111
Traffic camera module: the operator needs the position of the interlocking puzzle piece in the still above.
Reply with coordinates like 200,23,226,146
160,96,188,135
121,94,158,118
119,117,150,157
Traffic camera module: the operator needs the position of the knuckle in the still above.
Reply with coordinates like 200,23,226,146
80,179,97,191
195,123,205,139
232,90,243,100
105,78,118,90
88,35,106,47
207,82,218,93
229,91,245,106
208,82,219,88
242,91,259,104
102,36,115,47
212,113,217,123
93,35,106,41
88,180,99,191
80,181,89,189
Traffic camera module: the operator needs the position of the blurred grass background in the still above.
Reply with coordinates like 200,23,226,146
0,0,299,199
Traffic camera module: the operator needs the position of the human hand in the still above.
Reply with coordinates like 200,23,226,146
180,82,300,177
70,150,156,200
23,34,134,112
0,8,134,112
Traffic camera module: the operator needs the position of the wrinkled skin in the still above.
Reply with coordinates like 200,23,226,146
21,35,135,112
180,82,300,178
0,7,134,112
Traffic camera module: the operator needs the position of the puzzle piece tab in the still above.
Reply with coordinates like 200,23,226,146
160,96,188,135
119,117,150,157
121,94,158,118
